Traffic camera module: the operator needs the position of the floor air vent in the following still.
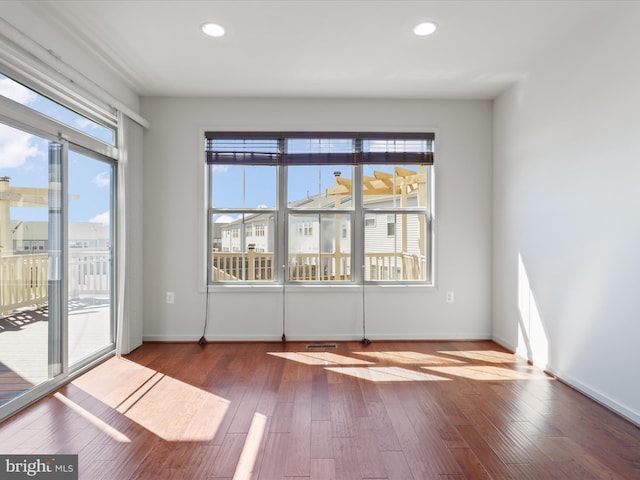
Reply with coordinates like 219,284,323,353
306,343,338,350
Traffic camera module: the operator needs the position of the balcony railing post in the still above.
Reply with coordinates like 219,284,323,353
247,244,256,280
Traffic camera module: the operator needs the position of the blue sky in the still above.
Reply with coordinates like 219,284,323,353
0,73,113,224
211,164,358,210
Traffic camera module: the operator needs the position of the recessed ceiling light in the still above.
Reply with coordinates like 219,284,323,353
201,23,225,37
413,22,437,36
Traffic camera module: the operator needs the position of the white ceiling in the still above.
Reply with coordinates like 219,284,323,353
24,0,610,100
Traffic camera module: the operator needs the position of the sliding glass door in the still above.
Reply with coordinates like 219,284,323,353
0,132,116,412
0,70,119,419
68,150,115,366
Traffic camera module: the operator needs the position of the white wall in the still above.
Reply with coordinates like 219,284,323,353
140,97,492,342
493,3,640,424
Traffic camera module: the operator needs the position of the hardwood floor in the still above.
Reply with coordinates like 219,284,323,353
0,340,638,479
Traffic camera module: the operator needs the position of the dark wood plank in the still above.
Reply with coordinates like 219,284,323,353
284,399,311,477
310,420,334,460
310,458,336,480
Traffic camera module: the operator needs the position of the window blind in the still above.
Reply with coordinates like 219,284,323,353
205,132,434,165
361,134,434,165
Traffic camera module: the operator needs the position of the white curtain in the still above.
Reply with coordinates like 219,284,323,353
116,113,144,355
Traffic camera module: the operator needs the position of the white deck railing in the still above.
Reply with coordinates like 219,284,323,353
211,250,424,281
1,251,111,315
1,248,424,314
0,254,48,313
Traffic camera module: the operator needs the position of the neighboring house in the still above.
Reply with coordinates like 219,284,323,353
219,213,274,253
8,220,110,253
217,187,425,280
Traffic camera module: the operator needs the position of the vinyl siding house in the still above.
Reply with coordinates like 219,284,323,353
9,221,110,253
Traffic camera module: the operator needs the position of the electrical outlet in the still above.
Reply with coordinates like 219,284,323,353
446,291,454,303
166,291,175,304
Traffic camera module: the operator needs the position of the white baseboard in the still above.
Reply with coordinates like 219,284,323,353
143,332,493,343
546,366,640,427
143,334,281,342
491,335,639,427
365,332,492,341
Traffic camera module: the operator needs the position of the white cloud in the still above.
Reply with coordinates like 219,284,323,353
214,215,237,223
90,211,110,225
75,117,99,131
0,123,43,168
0,78,37,105
92,171,110,188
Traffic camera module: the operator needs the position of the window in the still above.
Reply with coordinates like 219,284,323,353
296,223,311,236
206,132,433,284
387,215,396,236
208,160,277,281
363,162,432,281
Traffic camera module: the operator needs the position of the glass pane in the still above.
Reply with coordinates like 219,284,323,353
362,164,429,208
364,212,427,281
211,165,276,209
211,213,275,282
288,213,352,281
288,165,353,209
0,73,115,145
0,123,56,405
68,151,114,365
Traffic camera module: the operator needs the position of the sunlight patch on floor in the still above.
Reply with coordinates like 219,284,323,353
436,350,516,364
325,366,450,382
422,365,551,381
73,357,230,442
268,351,374,366
232,412,268,480
54,392,130,443
123,374,230,441
353,351,465,365
72,357,159,409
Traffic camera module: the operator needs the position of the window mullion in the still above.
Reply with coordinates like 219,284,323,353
316,213,321,281
278,164,287,284
353,164,364,285
280,138,287,284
